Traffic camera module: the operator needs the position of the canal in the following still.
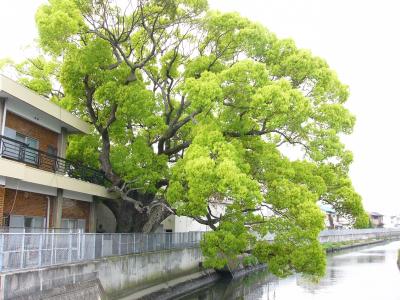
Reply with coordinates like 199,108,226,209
179,241,400,300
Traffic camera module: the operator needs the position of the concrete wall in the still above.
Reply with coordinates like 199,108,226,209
95,202,117,233
0,246,203,299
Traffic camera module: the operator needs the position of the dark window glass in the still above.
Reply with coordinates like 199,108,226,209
24,217,33,228
47,145,57,156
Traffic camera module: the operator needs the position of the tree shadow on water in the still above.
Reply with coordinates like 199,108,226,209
178,270,279,300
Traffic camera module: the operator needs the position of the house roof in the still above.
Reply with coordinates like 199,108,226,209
369,212,384,217
0,75,90,134
320,204,336,214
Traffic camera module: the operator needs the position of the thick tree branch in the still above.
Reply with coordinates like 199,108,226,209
105,103,118,129
193,214,219,230
162,141,191,156
158,109,202,154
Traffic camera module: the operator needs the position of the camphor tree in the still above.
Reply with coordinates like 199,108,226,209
3,0,369,277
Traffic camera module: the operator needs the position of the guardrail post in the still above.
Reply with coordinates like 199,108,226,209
51,232,54,264
0,234,4,272
118,234,121,255
20,232,25,269
68,230,72,262
77,230,81,260
81,233,85,260
101,234,104,257
38,233,43,267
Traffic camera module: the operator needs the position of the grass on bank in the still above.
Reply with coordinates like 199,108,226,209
322,239,380,251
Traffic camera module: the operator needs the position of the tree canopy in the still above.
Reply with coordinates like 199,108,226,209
1,0,369,277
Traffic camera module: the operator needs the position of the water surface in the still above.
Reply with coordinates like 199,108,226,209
180,241,400,300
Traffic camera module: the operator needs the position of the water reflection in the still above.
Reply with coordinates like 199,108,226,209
181,241,400,300
178,271,279,300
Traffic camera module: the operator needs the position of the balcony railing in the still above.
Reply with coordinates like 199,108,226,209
0,135,107,185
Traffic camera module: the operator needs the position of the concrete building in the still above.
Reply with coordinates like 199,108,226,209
0,75,114,232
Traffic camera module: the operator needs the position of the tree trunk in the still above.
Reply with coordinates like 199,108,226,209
102,192,172,233
328,214,334,229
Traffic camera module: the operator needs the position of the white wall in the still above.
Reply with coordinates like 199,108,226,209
162,215,209,232
174,216,209,232
5,177,57,196
63,190,93,203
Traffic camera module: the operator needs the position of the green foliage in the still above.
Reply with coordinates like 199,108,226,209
201,226,251,269
0,58,12,69
242,255,258,267
0,55,61,101
66,134,100,168
36,0,85,54
254,238,326,278
354,212,370,229
1,0,369,278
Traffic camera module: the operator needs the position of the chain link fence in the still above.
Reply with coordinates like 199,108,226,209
0,231,204,272
1,228,399,272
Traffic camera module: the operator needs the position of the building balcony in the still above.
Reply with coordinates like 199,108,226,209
0,135,107,186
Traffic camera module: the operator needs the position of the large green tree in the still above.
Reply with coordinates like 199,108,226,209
2,0,369,277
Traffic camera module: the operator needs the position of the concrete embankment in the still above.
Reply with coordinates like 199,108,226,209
122,264,268,300
2,231,399,299
0,244,266,300
0,247,203,299
120,269,219,300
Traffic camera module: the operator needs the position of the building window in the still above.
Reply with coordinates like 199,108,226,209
3,127,39,164
24,216,45,228
61,218,86,232
9,215,46,232
15,132,39,164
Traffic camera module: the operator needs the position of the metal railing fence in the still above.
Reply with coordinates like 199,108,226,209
1,228,399,272
260,228,400,242
0,135,107,185
318,228,400,243
0,231,204,272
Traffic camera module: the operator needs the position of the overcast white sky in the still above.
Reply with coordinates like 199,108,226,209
0,0,399,214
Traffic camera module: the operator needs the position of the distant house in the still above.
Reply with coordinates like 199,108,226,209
369,212,384,228
384,215,400,228
320,204,336,229
319,204,351,229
